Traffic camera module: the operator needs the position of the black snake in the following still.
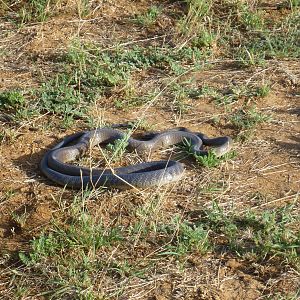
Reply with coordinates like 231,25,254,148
40,127,233,189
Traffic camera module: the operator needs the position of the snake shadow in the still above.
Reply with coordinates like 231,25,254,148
274,107,300,117
276,135,300,157
11,135,61,185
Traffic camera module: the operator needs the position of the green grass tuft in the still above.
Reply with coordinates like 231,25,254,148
230,107,272,130
134,5,162,27
0,90,25,110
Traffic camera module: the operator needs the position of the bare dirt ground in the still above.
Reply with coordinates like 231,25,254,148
0,1,299,299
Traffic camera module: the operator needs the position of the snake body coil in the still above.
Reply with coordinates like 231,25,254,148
40,128,233,189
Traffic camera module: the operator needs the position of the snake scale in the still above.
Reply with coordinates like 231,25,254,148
40,127,233,189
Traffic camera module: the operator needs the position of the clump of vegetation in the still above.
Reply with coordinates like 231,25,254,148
15,196,299,298
0,90,35,121
255,84,271,98
235,11,300,63
160,216,211,256
236,46,267,67
38,74,87,118
202,202,300,265
177,0,212,43
11,208,30,228
181,138,236,168
134,5,162,26
190,84,272,106
230,107,272,142
239,3,265,30
34,41,209,122
106,134,130,163
18,0,53,24
0,90,25,110
230,107,272,130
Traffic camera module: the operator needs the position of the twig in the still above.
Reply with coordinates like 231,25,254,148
241,192,299,212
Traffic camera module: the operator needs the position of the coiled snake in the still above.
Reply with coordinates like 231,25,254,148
40,127,233,189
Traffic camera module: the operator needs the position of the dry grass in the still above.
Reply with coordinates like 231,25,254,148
0,0,300,299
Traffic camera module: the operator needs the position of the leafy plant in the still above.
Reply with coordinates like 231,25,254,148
134,6,162,26
236,46,266,67
239,3,264,30
19,212,123,266
37,74,86,118
182,138,236,167
106,134,130,163
255,84,271,98
11,208,30,228
18,0,52,24
164,216,211,256
290,0,300,8
202,202,300,266
177,0,212,42
0,90,25,110
192,30,216,48
230,107,272,130
36,40,211,118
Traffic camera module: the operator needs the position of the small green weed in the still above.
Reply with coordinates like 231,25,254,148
231,107,272,142
234,11,300,62
202,202,300,267
20,214,122,266
197,85,219,98
192,30,216,48
0,90,25,110
11,209,29,228
169,83,192,114
0,128,19,144
236,46,266,67
0,189,15,203
182,138,236,167
200,182,226,194
13,285,30,299
17,197,125,298
17,0,52,24
255,84,271,98
196,150,237,168
77,0,90,18
214,84,271,105
177,0,212,43
230,107,272,130
37,74,86,118
106,134,130,163
134,6,162,27
290,0,300,8
162,216,211,256
114,95,149,109
108,260,147,279
195,151,222,168
0,90,42,122
193,84,263,105
214,86,244,105
239,3,264,30
114,82,156,110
